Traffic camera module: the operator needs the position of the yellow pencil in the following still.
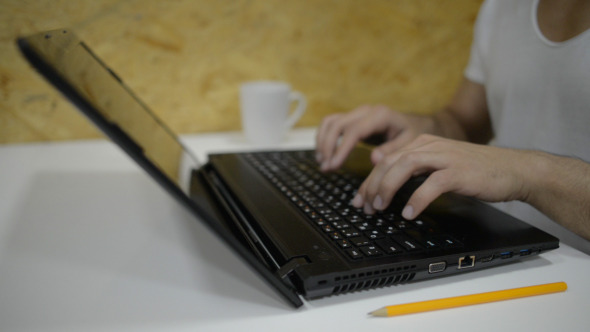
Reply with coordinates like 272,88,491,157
369,281,567,317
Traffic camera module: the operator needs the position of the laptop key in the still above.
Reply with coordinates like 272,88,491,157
331,220,351,230
392,234,423,251
423,239,440,249
379,225,401,235
364,229,385,240
329,232,343,241
341,229,360,238
375,239,404,255
345,248,364,259
355,222,374,231
322,224,335,232
351,236,371,247
405,229,440,250
314,218,328,226
393,220,414,230
437,235,461,248
336,239,352,248
360,245,383,257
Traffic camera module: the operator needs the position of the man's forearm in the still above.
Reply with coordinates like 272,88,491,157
523,151,590,241
431,78,494,144
431,108,471,142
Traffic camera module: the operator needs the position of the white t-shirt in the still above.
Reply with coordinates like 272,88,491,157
464,0,590,254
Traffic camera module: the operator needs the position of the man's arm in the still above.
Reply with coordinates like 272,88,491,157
524,151,590,240
431,77,493,144
443,80,590,239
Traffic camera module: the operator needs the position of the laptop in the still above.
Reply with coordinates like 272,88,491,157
17,29,559,308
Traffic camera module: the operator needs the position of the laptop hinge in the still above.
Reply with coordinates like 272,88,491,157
202,168,285,270
276,257,309,280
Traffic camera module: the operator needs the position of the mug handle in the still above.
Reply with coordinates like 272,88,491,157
284,91,307,130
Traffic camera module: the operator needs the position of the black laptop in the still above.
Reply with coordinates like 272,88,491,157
17,29,559,308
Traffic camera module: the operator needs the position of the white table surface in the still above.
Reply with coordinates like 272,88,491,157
1,128,589,332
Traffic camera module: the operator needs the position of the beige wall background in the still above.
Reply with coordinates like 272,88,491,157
0,0,482,144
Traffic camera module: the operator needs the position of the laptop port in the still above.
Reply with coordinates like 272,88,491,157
500,251,513,259
458,255,475,269
428,262,447,274
479,255,494,263
519,249,532,256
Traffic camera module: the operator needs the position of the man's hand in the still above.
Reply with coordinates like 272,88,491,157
350,134,590,241
315,105,436,172
351,134,532,218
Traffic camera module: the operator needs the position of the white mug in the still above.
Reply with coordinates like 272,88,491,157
240,81,307,145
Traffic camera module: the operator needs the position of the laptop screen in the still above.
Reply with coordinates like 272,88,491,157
19,29,199,191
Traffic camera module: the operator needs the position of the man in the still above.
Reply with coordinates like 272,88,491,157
315,0,590,253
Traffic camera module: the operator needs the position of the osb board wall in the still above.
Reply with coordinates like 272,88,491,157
0,0,482,144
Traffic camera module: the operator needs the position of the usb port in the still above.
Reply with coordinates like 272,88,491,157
500,251,513,259
520,249,532,256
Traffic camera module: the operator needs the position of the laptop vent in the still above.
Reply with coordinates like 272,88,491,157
331,272,416,295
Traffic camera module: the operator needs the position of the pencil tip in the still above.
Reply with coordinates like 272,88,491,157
368,308,388,317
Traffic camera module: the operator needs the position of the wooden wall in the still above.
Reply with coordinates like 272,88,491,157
0,0,482,144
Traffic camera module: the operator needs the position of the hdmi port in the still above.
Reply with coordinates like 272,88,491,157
480,255,494,263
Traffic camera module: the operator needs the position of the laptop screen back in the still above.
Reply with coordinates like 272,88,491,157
19,29,199,191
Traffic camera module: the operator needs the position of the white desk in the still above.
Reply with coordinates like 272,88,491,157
1,128,589,332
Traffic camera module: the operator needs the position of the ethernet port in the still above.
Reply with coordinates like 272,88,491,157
458,255,475,269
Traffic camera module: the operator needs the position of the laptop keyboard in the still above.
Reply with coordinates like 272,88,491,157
244,150,461,260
